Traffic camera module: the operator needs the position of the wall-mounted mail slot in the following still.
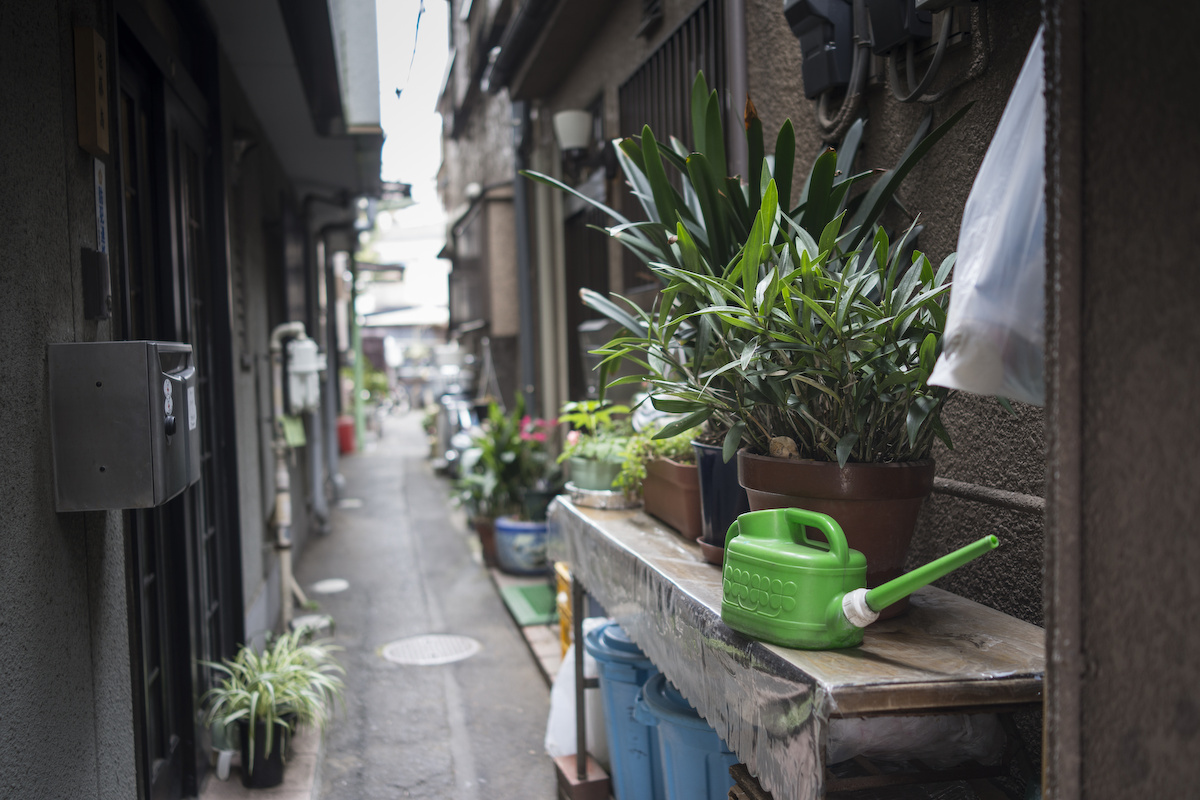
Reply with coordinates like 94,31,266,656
49,341,201,511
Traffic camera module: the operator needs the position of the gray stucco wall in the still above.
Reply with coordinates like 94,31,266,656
0,1,135,797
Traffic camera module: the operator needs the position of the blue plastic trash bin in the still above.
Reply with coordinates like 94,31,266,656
633,673,739,800
583,622,666,800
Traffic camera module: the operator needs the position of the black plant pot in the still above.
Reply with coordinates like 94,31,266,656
692,441,750,565
238,717,291,788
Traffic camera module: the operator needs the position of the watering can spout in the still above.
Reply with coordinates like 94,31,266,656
842,535,999,629
868,535,998,612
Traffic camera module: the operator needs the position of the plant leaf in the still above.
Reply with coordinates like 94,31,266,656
836,433,859,468
723,421,746,463
655,408,712,439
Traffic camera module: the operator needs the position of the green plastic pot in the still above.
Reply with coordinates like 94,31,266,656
568,456,623,491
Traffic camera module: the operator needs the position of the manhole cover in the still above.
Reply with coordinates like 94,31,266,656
381,634,482,666
311,578,350,594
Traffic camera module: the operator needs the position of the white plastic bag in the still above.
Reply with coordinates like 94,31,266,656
929,27,1046,405
544,617,610,769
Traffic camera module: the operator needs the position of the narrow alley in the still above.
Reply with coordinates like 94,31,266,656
294,411,557,798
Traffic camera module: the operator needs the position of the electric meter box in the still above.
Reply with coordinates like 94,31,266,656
48,341,202,511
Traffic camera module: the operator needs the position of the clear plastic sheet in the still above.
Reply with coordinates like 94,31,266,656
548,498,1044,800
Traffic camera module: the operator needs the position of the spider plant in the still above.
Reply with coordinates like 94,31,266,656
200,629,345,774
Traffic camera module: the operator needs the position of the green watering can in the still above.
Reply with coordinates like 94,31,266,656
720,507,999,650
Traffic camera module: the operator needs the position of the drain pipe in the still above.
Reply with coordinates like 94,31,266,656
513,101,537,411
270,321,313,630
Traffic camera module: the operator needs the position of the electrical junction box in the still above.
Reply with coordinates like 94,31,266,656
783,0,854,99
48,341,201,511
286,336,326,414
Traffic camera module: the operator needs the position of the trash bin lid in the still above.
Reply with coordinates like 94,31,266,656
585,622,652,666
640,673,714,731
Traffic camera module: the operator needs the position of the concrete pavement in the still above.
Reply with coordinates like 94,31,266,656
294,411,557,799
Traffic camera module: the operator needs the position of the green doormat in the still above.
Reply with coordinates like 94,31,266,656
499,583,558,627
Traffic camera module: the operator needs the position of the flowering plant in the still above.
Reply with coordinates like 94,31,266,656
456,398,560,520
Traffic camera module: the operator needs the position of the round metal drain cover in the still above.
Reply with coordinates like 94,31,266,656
381,634,482,666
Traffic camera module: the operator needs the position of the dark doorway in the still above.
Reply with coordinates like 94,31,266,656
117,13,243,798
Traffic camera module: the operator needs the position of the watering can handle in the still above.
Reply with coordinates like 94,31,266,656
785,508,850,566
724,519,741,551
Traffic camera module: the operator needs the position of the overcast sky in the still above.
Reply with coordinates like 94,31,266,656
377,0,448,205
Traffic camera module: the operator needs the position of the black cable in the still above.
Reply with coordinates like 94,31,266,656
815,0,871,142
888,6,953,103
394,1,427,100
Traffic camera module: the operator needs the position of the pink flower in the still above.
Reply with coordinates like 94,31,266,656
520,415,549,442
566,430,582,447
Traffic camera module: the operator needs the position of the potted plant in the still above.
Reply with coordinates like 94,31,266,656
456,397,562,573
527,72,968,599
557,399,632,493
200,629,345,788
615,427,704,540
592,185,953,612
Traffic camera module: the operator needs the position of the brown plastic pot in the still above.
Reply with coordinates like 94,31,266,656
473,516,498,568
737,451,935,618
643,458,703,540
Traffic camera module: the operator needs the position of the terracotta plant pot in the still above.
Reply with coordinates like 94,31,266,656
473,516,498,568
737,451,935,618
643,458,703,540
568,456,623,491
692,441,750,565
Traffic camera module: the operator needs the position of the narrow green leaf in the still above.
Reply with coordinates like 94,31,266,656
773,119,796,224
724,177,752,236
723,421,746,463
521,169,633,228
580,288,646,334
834,118,865,186
641,126,680,228
919,333,937,372
691,71,711,152
705,90,728,187
686,153,731,262
845,102,974,251
836,433,859,468
800,149,839,236
655,408,712,439
651,397,707,414
906,395,938,449
817,211,846,258
745,97,764,216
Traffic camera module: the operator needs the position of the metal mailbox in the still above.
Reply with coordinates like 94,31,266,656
49,341,202,511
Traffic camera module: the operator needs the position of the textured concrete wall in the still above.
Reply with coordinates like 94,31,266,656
0,1,135,797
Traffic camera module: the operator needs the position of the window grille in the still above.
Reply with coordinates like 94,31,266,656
618,0,728,288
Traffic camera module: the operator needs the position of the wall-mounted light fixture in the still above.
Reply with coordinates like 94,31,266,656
552,109,594,156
